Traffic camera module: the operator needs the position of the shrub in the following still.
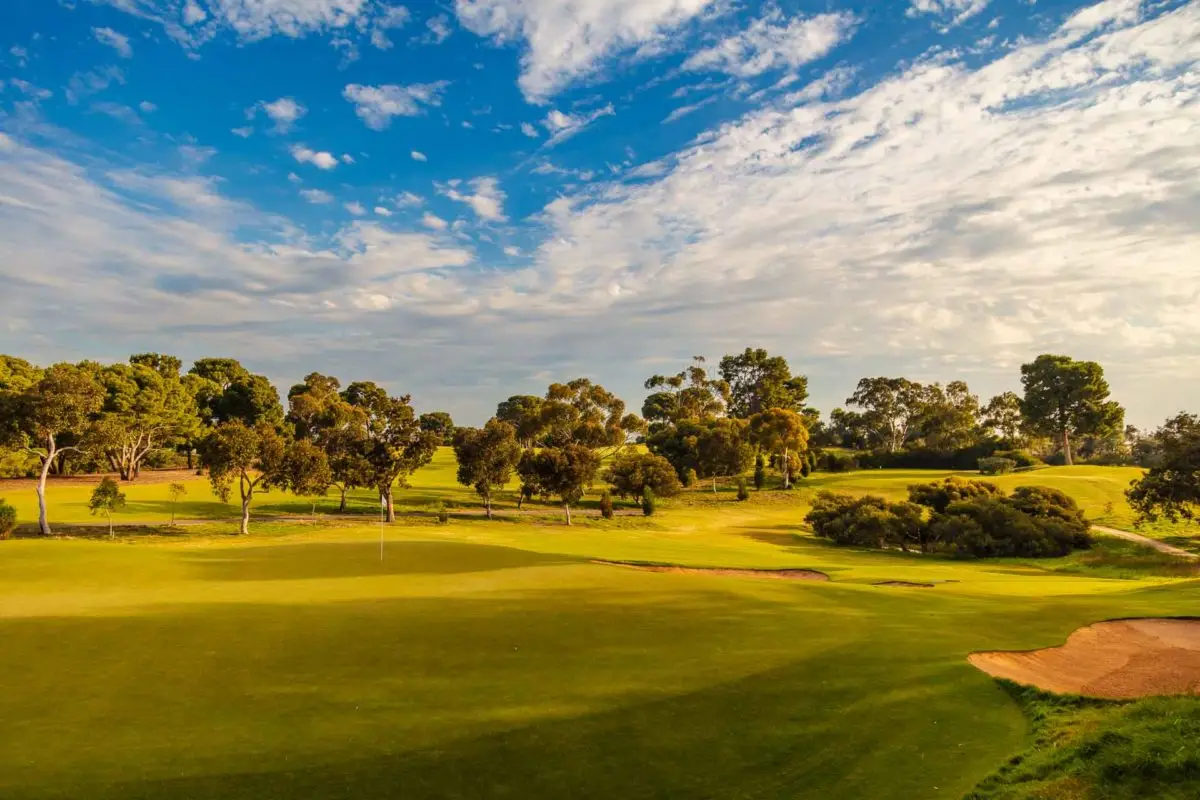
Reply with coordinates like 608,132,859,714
681,468,698,488
641,487,657,517
992,449,1043,469
805,491,924,551
819,452,859,472
0,499,16,539
978,457,1018,475
908,476,1002,513
599,490,614,519
736,477,749,502
604,452,683,500
436,503,449,524
753,457,766,490
930,498,1078,558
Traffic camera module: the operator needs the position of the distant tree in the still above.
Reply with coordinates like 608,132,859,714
129,353,184,379
1020,355,1124,465
825,407,872,450
748,408,809,489
495,395,546,448
604,451,682,500
540,378,645,453
453,419,522,519
0,498,16,539
166,482,187,527
342,382,438,522
94,359,198,480
287,374,370,512
199,421,288,535
419,412,456,445
89,476,126,539
845,377,926,452
719,348,809,418
1127,413,1200,524
982,391,1025,442
189,358,283,427
918,381,981,452
696,417,754,493
599,490,614,520
681,467,697,488
517,444,599,525
753,454,766,490
283,439,333,520
736,477,749,502
0,355,43,393
1,363,105,535
641,486,657,517
642,357,730,429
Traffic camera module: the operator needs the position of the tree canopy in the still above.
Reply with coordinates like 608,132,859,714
719,348,809,419
453,419,522,519
517,443,599,525
1020,354,1124,466
1127,413,1200,524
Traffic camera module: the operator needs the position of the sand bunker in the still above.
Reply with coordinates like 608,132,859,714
595,561,828,581
969,618,1200,699
874,581,935,588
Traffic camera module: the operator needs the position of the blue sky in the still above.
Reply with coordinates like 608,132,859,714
1,0,1197,426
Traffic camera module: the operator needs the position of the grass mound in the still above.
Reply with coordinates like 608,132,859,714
967,682,1200,799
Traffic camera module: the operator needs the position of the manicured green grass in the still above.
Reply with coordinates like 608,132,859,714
1,454,1198,799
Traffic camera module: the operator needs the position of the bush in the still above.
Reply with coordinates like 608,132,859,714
641,487,657,517
978,457,1018,475
992,449,1042,469
681,468,698,488
818,452,860,472
436,503,449,524
604,452,683,500
908,477,1002,513
736,477,749,502
599,491,614,519
0,499,16,539
805,491,924,551
753,457,766,490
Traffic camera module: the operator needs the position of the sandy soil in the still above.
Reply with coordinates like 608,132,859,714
594,561,829,581
969,618,1200,698
873,581,935,588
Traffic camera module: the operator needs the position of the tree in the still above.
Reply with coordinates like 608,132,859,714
189,358,283,427
696,417,753,492
719,348,809,418
982,391,1025,442
845,377,926,452
641,486,657,517
748,408,808,489
199,421,287,535
453,419,522,519
736,477,749,502
167,482,187,527
1020,355,1124,465
826,407,873,450
287,374,370,512
495,395,546,448
917,381,981,452
1127,413,1200,524
342,382,437,523
642,357,730,428
599,491,614,519
283,439,333,520
517,444,599,525
94,359,198,480
540,378,644,453
603,452,682,500
1,363,104,535
419,412,456,445
753,454,766,490
89,477,126,539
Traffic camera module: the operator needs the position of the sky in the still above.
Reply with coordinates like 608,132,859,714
0,0,1197,428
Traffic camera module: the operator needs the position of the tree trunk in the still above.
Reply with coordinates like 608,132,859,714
186,447,194,470
782,448,791,489
384,487,395,523
712,476,717,494
484,491,493,520
1061,429,1073,466
563,502,571,526
338,486,348,513
239,478,251,535
311,501,317,521
170,504,176,527
108,511,114,540
133,461,140,480
36,443,53,536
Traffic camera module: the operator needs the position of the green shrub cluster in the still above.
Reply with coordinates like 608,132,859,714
978,456,1018,475
599,490,614,519
641,487,656,517
991,449,1042,469
736,477,749,502
604,452,682,500
817,451,860,472
806,477,1092,558
0,498,16,539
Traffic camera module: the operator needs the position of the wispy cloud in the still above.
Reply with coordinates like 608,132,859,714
343,82,448,130
684,10,857,77
93,27,133,58
439,177,506,222
542,104,615,146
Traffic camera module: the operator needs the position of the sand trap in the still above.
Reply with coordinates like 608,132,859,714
594,561,828,581
969,618,1200,699
874,580,935,588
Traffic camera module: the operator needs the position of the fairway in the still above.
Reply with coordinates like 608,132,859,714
2,457,1199,799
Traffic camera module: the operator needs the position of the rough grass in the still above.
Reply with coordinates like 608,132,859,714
1,453,1199,799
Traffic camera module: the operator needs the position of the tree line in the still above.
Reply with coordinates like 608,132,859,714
1,348,1196,535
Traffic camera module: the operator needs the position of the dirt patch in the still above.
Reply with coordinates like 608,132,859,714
874,580,935,588
969,618,1200,699
593,561,828,581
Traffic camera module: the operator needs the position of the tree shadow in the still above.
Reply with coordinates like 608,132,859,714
184,540,581,582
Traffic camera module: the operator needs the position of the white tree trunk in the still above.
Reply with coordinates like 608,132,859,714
36,436,55,536
563,502,571,526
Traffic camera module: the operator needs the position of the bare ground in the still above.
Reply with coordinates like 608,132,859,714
969,618,1200,699
1092,525,1199,560
593,560,829,581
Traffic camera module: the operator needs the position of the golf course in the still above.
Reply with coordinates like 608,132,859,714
2,452,1198,800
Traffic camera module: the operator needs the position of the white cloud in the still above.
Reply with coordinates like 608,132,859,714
374,206,392,216
684,10,857,77
342,154,355,164
231,126,253,138
395,191,423,206
454,0,716,101
291,144,339,170
503,245,521,256
183,0,207,25
423,13,452,44
411,150,427,161
65,67,125,105
662,95,716,123
908,0,993,27
345,201,367,215
300,188,334,204
139,100,157,113
542,104,615,145
440,176,506,221
422,212,448,229
343,82,448,130
782,66,858,105
520,121,539,137
368,3,411,48
10,79,53,101
93,27,134,58
287,172,303,183
256,96,307,133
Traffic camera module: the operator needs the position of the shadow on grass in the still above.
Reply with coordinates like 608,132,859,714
184,540,581,582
